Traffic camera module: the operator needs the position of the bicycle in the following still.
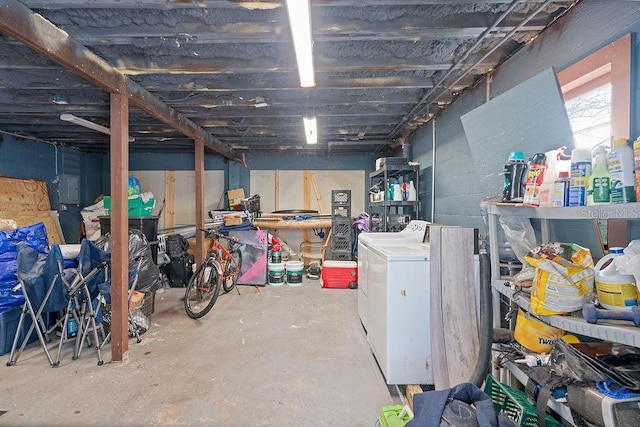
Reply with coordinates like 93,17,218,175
184,229,243,319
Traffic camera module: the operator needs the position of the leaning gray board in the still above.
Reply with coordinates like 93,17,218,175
461,67,575,199
429,225,479,389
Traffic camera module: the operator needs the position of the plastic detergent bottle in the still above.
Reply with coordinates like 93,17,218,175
594,247,638,310
634,136,640,201
523,152,546,206
568,148,592,206
587,146,611,205
608,138,636,203
407,180,417,201
387,179,394,200
393,178,403,201
539,146,568,207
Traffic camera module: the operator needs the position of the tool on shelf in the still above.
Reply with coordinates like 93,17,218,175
582,303,640,327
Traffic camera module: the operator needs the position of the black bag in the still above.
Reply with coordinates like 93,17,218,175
160,254,194,288
166,234,189,258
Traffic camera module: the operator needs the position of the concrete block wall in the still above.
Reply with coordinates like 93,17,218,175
410,0,640,243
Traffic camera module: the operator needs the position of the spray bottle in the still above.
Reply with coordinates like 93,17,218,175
539,146,569,207
587,146,610,205
523,152,546,206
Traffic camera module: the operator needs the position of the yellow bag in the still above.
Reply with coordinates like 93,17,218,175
514,309,565,353
526,243,594,315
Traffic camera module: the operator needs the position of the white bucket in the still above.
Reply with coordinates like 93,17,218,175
285,260,304,286
267,262,286,286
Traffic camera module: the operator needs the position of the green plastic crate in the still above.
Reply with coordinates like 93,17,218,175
379,405,411,427
103,195,154,216
485,375,560,427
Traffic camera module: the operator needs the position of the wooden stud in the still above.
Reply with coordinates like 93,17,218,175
164,171,176,230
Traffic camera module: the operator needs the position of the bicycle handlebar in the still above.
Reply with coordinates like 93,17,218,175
199,228,239,242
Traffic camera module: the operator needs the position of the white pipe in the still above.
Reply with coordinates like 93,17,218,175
431,118,436,222
60,113,134,142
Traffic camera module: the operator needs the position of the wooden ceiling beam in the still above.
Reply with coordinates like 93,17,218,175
0,0,237,160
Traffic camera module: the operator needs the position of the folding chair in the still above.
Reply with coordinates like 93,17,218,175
59,238,110,365
6,243,68,367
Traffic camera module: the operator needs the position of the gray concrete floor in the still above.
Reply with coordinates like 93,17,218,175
0,279,398,426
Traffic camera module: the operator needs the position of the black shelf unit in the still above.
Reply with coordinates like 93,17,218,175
368,164,419,232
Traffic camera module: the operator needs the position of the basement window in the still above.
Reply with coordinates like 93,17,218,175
558,34,631,149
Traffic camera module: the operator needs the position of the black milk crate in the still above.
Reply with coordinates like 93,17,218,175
331,237,353,252
332,205,351,218
331,190,351,206
331,250,353,261
332,218,353,238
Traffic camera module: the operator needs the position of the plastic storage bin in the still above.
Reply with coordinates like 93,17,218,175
485,375,560,427
103,195,155,216
98,216,159,264
379,405,411,427
0,305,37,356
321,260,358,289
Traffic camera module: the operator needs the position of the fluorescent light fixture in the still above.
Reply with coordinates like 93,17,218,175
60,113,134,142
303,116,317,144
286,0,315,87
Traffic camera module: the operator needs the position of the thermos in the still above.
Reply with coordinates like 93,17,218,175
502,151,527,202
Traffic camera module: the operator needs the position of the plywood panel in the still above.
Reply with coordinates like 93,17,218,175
250,170,276,213
0,210,64,244
133,170,223,230
0,176,51,211
250,169,365,257
174,171,224,227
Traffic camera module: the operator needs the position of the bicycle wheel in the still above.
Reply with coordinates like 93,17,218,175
222,251,242,292
184,260,221,319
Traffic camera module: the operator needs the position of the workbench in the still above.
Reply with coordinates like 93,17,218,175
252,218,332,230
252,217,333,264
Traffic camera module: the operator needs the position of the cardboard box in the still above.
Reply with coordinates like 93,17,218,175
224,217,244,226
227,188,245,209
187,237,214,256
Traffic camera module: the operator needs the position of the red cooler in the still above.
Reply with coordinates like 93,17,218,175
321,260,358,289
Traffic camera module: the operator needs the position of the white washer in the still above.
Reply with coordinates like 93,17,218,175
357,220,429,332
366,242,432,385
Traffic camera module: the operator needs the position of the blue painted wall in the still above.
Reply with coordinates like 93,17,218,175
0,135,103,242
410,0,640,249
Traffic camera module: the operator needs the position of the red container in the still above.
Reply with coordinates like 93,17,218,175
321,260,358,289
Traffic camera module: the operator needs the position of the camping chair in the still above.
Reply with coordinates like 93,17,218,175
56,238,110,366
6,243,69,367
